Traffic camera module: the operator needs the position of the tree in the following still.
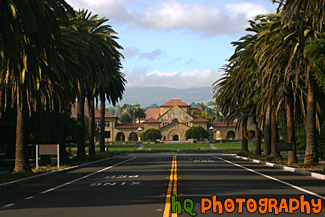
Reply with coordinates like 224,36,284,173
275,0,324,165
304,39,325,94
120,104,145,123
186,126,209,141
0,0,73,172
140,129,162,142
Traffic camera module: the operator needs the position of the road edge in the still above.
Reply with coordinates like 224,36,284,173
235,155,325,181
0,156,117,190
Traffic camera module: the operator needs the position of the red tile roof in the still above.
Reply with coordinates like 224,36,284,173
160,99,190,107
191,107,204,112
71,103,116,119
209,122,236,127
191,117,209,123
115,123,144,129
145,108,161,119
144,118,161,123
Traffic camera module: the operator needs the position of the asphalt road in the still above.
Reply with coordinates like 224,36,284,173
0,153,324,217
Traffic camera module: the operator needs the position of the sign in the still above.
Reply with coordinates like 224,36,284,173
39,144,58,155
36,144,60,169
275,143,293,152
242,130,253,140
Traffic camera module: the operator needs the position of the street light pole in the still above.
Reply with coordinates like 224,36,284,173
137,127,143,143
209,126,215,141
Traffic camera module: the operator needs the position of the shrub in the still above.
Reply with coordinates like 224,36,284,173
186,126,209,140
140,128,162,142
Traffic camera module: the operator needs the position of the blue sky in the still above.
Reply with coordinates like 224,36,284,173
66,0,278,89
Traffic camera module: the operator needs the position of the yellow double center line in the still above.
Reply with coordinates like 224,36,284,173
163,155,178,217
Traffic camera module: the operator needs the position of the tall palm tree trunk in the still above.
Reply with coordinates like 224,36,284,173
253,116,261,155
77,83,86,159
40,96,51,165
100,91,105,152
305,75,318,165
271,107,279,157
285,93,297,164
58,108,70,164
242,120,248,152
263,106,271,156
88,96,95,155
14,85,31,172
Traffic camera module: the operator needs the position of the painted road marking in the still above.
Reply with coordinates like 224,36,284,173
214,156,325,201
194,159,214,163
41,157,136,194
24,196,34,200
3,203,15,208
105,175,139,179
90,181,142,187
163,155,178,217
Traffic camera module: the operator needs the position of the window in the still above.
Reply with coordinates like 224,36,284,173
105,131,111,138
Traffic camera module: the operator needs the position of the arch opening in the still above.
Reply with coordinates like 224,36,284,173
226,131,235,140
116,132,125,141
172,134,179,141
129,132,138,141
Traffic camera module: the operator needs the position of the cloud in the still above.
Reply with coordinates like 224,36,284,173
121,47,165,60
140,49,165,60
168,58,182,64
66,0,272,36
125,68,223,88
224,3,270,20
122,46,140,58
185,59,195,65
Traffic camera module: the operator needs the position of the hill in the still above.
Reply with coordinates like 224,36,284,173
114,87,214,107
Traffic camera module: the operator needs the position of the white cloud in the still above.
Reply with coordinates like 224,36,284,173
224,3,270,20
140,49,165,60
122,46,140,58
121,47,165,60
125,68,223,88
66,0,272,36
168,58,182,64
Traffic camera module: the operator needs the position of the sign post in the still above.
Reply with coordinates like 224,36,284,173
274,143,292,163
36,144,60,169
242,130,253,140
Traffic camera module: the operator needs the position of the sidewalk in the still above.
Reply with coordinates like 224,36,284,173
136,144,145,151
209,143,217,150
235,155,325,180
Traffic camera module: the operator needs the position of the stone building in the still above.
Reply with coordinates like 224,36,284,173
71,99,257,142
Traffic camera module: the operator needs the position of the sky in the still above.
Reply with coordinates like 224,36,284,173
65,0,278,89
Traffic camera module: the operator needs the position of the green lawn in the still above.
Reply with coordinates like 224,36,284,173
65,142,263,152
144,143,210,151
107,145,139,152
66,145,138,152
215,142,264,150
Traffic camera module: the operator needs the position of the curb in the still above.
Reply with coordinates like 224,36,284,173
0,156,117,190
235,155,325,181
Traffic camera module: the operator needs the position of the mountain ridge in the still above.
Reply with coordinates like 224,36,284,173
112,86,214,107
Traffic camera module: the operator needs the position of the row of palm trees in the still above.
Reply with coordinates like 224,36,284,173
214,0,324,165
0,1,125,172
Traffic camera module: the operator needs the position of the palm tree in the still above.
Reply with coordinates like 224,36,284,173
256,7,323,164
214,20,264,153
70,10,125,153
275,0,325,32
0,0,73,172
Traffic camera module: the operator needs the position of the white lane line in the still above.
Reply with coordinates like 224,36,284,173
24,196,34,200
213,156,325,201
40,157,136,194
3,203,15,208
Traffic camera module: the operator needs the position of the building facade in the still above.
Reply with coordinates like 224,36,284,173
72,99,257,142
